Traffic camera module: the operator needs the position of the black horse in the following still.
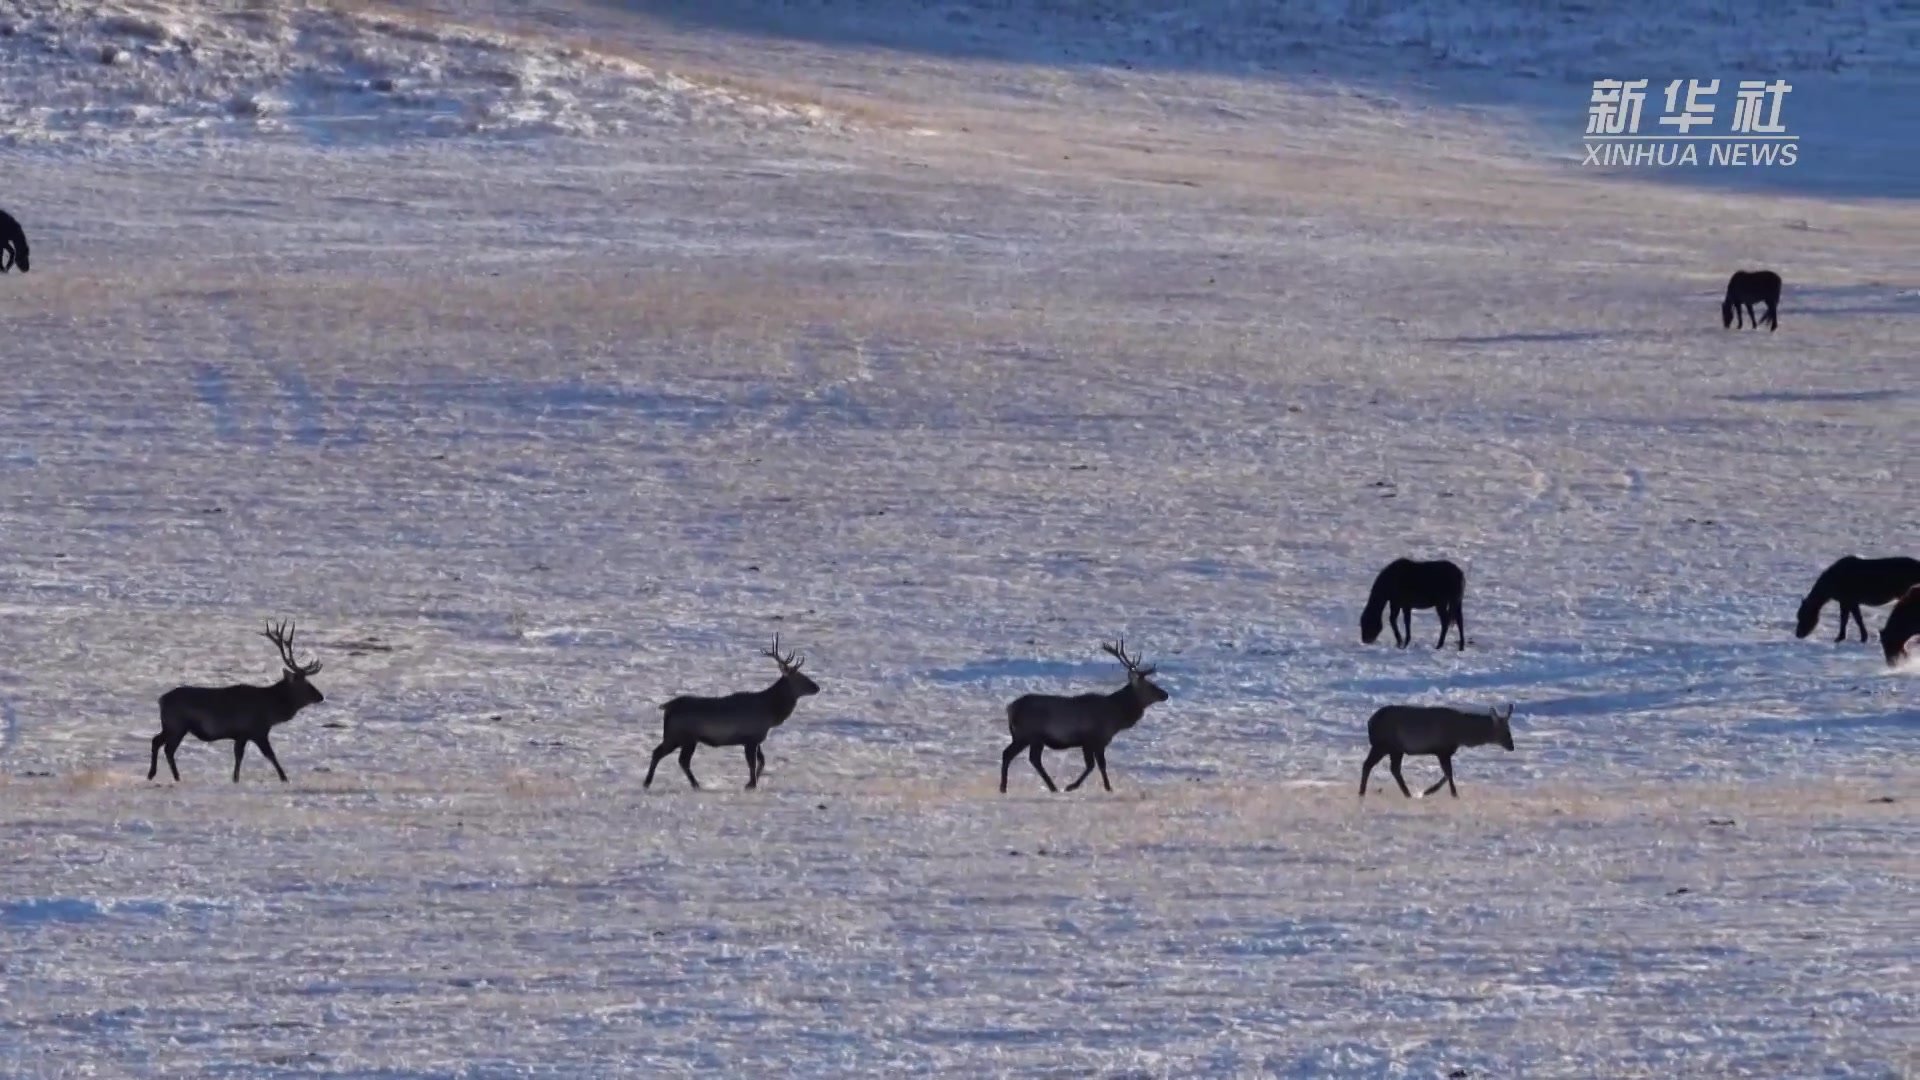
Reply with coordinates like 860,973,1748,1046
0,208,27,273
1722,269,1779,330
1795,555,1920,643
1879,586,1920,666
1361,558,1467,651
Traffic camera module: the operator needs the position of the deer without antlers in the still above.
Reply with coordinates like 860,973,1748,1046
644,633,820,790
1360,702,1514,798
150,620,326,783
1000,638,1168,794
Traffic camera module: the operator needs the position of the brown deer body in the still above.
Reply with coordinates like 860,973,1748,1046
644,634,819,790
1359,703,1513,798
1000,639,1168,794
150,621,325,783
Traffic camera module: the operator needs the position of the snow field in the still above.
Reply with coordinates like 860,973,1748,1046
0,0,1917,1074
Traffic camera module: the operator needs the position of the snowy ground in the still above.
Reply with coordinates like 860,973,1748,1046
1,0,1916,1075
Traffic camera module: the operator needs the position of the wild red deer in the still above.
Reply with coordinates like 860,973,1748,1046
644,634,819,790
1360,703,1514,798
150,620,325,783
1000,639,1168,794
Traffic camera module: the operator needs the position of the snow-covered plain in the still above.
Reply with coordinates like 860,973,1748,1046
1,0,1916,1075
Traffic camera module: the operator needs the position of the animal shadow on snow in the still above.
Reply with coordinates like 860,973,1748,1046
1739,709,1919,737
1423,330,1641,346
1768,284,1920,320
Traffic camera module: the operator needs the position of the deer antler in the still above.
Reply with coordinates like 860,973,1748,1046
262,619,322,676
763,633,802,672
1102,638,1154,676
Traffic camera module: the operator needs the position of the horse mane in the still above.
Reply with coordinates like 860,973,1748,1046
1361,563,1399,622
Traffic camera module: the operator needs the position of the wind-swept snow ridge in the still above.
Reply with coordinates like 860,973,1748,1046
0,0,848,145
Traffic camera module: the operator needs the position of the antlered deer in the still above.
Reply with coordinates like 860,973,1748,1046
1000,639,1168,794
150,620,325,783
644,634,819,790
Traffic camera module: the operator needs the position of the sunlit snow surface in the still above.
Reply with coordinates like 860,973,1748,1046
0,0,1916,1075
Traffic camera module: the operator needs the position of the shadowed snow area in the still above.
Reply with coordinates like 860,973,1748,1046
0,0,848,143
0,0,1916,1075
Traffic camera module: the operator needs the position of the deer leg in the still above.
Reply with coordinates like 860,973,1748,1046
676,744,701,789
163,734,183,782
643,742,675,788
743,743,760,789
755,745,767,782
1027,744,1058,793
1388,752,1412,797
231,739,247,783
1359,746,1386,796
1422,753,1453,797
255,736,289,783
1095,748,1113,792
1064,747,1098,792
148,733,167,781
999,741,1025,793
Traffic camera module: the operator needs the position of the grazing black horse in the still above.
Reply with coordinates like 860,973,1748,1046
1360,558,1467,651
1879,586,1920,666
1722,269,1779,330
0,208,27,273
1795,555,1920,643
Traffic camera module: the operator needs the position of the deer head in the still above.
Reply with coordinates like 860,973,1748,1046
764,633,820,697
1489,702,1514,750
1103,638,1168,704
263,620,325,706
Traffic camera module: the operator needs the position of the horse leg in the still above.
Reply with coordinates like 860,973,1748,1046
1851,604,1870,642
1453,602,1466,651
